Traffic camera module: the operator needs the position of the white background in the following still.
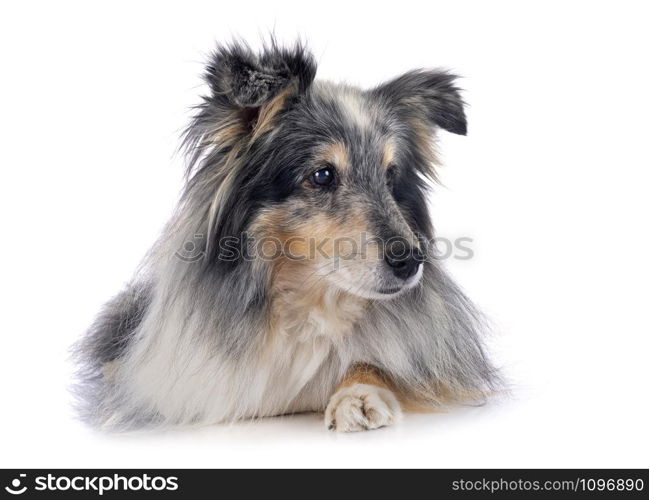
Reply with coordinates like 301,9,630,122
1,0,648,468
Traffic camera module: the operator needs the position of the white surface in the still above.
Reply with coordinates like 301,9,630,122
1,0,648,468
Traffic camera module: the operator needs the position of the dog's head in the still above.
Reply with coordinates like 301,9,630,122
183,41,466,300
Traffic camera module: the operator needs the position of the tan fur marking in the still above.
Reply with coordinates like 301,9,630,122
335,364,429,413
399,379,496,412
338,364,392,390
336,364,476,413
250,206,373,262
382,138,396,170
409,117,439,175
318,141,351,172
250,207,372,343
251,82,297,141
208,112,247,148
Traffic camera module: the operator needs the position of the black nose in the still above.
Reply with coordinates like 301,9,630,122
385,246,423,280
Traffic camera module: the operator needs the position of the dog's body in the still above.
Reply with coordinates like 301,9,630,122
75,41,498,431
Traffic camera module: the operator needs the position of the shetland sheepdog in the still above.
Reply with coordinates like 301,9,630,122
75,40,499,432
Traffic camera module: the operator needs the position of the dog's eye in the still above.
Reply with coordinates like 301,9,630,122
312,165,335,187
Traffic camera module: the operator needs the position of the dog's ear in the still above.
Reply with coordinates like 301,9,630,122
183,40,316,170
373,70,467,135
206,40,316,109
194,40,316,142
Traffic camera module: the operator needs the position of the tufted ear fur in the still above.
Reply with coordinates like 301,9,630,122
204,40,316,132
205,40,316,108
373,69,467,135
183,40,317,171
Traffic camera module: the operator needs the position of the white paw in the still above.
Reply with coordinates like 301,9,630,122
325,383,402,432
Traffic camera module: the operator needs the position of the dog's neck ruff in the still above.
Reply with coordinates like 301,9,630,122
268,276,368,343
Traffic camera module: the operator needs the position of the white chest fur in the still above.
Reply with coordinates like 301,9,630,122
117,280,367,426
258,285,367,411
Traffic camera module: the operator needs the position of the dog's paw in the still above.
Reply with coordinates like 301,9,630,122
325,383,402,432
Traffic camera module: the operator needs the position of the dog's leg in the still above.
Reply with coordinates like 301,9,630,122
325,364,402,432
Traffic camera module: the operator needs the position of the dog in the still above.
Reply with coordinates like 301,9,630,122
74,40,499,432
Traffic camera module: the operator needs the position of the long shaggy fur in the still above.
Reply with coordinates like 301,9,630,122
73,39,499,430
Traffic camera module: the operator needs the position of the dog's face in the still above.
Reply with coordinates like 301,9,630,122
185,43,467,300
250,83,433,299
